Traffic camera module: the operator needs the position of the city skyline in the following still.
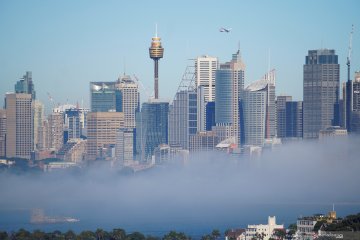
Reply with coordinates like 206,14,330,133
1,0,360,109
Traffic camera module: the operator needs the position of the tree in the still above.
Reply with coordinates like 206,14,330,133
110,229,126,240
126,232,145,240
211,230,220,240
65,230,77,240
32,229,46,240
78,230,96,240
15,228,31,239
273,229,286,240
163,231,189,240
0,231,8,240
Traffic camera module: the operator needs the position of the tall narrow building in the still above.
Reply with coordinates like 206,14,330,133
34,100,45,150
215,49,245,146
0,109,6,157
115,75,139,128
303,49,340,138
5,93,34,159
276,95,292,138
47,112,64,152
285,101,303,138
149,27,164,99
350,72,360,132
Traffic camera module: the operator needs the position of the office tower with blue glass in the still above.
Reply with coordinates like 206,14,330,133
136,100,169,161
15,71,36,99
90,82,117,112
215,49,245,145
303,49,340,138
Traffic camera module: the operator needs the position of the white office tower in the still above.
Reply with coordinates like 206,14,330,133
215,49,245,146
115,75,139,128
242,70,276,147
195,56,218,102
33,100,45,150
195,56,218,132
116,128,135,166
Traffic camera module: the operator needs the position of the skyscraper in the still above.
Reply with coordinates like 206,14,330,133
115,75,139,128
64,108,81,140
5,93,33,159
15,71,36,100
195,55,218,102
285,101,303,138
0,109,6,157
168,90,197,150
215,49,245,145
136,100,169,161
116,128,135,166
149,27,164,99
303,49,340,138
90,82,117,112
242,70,276,147
276,95,292,138
47,112,64,152
86,112,124,161
350,72,360,132
34,100,45,150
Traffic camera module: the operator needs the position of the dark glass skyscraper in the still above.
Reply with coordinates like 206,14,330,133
205,101,215,131
303,49,340,138
90,82,118,112
15,71,35,100
136,101,169,161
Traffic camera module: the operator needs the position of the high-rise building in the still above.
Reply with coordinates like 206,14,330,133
15,71,36,100
350,72,360,132
90,82,117,112
5,93,34,159
197,86,206,132
136,101,169,161
64,108,81,141
215,49,245,145
303,49,340,138
34,100,45,150
205,101,216,131
242,89,267,146
115,75,139,128
195,55,218,102
168,90,197,150
242,70,276,147
276,95,292,138
0,109,6,157
86,112,124,161
115,128,135,166
56,138,87,163
285,101,303,138
47,112,64,152
149,27,164,99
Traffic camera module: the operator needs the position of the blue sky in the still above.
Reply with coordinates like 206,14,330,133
0,0,359,110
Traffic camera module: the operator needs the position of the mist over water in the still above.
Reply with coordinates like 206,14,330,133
1,136,360,236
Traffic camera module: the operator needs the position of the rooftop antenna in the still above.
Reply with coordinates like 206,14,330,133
267,48,271,79
123,57,126,76
333,203,335,211
155,23,158,38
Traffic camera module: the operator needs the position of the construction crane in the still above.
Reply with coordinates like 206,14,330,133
133,74,153,101
345,24,354,131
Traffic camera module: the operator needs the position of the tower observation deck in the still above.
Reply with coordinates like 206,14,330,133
149,27,164,99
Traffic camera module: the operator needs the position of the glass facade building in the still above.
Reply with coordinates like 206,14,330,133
303,49,340,138
136,101,169,161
